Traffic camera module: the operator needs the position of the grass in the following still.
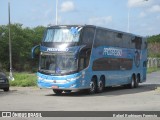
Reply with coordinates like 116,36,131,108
155,87,160,93
147,67,160,74
10,72,37,87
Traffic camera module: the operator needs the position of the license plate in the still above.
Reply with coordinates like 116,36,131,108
52,86,59,89
0,80,5,83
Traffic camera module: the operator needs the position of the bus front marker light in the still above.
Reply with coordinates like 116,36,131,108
38,76,43,81
66,75,81,82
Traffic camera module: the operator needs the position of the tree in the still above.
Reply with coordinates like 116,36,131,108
0,23,46,72
147,34,160,43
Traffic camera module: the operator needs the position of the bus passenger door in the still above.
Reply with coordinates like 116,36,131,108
78,48,91,86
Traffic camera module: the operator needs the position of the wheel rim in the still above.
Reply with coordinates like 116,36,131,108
131,77,135,88
90,81,95,93
98,81,103,91
135,76,139,87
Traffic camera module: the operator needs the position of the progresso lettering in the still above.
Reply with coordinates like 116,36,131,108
103,48,122,56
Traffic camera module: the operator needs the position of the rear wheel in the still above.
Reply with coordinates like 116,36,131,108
135,75,140,88
128,75,137,89
97,78,105,93
88,78,97,94
53,90,63,95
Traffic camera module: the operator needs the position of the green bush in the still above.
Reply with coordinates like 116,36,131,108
10,72,37,87
147,67,160,74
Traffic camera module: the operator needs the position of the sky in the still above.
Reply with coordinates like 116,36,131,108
0,0,160,36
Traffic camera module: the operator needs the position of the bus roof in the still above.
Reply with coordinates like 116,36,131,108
47,25,145,38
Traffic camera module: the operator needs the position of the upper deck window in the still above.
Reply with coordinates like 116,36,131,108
43,27,82,43
81,27,95,46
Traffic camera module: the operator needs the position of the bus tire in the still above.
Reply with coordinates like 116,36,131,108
3,87,9,92
97,77,105,93
128,75,137,89
53,90,63,95
64,90,71,93
88,77,97,94
135,74,140,88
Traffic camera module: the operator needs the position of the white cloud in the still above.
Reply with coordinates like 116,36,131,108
60,1,75,12
135,0,160,18
88,16,112,26
148,5,160,13
139,11,147,17
128,0,152,8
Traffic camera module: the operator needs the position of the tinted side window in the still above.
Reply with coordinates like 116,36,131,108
92,58,133,71
81,27,95,46
115,33,123,47
122,35,131,48
79,58,85,71
94,29,115,47
79,49,91,71
92,58,110,71
131,37,142,49
142,38,147,49
94,29,107,47
106,31,115,46
119,58,133,70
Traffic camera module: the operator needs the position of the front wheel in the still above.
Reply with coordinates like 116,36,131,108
53,90,63,95
64,90,71,93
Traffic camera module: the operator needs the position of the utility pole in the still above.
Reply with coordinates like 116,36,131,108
55,0,58,25
127,0,149,33
8,2,14,81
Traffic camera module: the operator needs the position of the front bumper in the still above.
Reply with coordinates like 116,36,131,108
38,79,78,90
0,83,9,89
37,72,87,90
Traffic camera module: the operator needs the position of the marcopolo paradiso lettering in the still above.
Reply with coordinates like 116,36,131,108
103,48,122,56
47,48,69,52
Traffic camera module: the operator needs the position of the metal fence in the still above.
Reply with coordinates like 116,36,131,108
147,58,160,68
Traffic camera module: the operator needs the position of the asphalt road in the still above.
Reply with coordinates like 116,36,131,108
0,71,160,119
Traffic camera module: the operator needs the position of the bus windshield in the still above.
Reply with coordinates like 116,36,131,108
43,27,82,43
39,52,78,75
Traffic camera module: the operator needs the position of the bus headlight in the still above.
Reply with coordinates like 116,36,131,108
66,75,81,82
38,76,43,81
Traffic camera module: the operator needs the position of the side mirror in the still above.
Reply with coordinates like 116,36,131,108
31,45,40,59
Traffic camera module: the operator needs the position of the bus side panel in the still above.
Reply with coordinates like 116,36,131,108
88,46,136,87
